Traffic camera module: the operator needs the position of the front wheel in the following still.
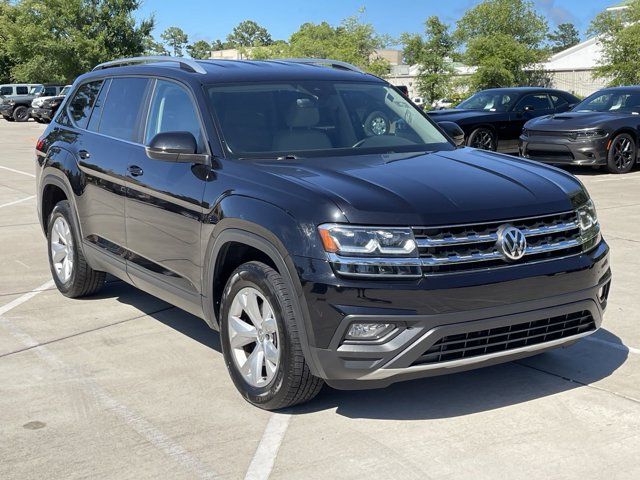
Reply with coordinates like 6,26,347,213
467,127,496,151
47,200,106,297
220,261,323,410
607,133,636,174
13,106,29,122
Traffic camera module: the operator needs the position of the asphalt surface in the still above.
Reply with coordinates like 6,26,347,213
1,119,639,480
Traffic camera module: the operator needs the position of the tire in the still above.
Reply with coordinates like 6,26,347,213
467,127,496,151
13,106,29,122
47,200,106,298
606,133,636,174
220,261,323,410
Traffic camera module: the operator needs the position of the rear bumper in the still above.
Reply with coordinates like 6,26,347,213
519,135,609,166
295,240,611,389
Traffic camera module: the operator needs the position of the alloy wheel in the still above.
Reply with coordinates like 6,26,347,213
50,216,74,283
471,130,494,150
612,136,634,171
227,287,280,388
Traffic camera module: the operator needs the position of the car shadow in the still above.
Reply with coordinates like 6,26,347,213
98,281,628,420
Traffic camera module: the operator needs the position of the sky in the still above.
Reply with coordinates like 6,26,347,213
136,0,619,45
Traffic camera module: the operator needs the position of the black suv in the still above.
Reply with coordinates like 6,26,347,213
36,57,611,410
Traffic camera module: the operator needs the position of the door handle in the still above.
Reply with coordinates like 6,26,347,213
127,165,144,177
78,150,91,160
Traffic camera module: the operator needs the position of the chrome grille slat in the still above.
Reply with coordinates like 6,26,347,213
414,211,583,274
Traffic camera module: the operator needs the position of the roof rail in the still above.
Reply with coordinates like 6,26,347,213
93,56,207,74
277,58,364,74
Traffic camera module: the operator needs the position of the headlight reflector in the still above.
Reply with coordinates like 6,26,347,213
576,199,600,250
573,129,608,139
318,224,417,257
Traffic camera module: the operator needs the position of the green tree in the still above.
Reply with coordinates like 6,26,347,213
548,23,580,53
2,0,153,83
226,20,273,48
400,17,456,103
590,0,640,86
161,26,188,57
144,36,169,56
0,0,16,83
455,0,549,89
187,40,212,59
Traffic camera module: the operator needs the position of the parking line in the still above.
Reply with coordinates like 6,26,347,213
0,165,36,178
0,195,35,209
244,413,291,480
585,336,640,355
0,280,218,479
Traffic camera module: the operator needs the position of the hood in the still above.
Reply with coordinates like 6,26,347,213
1,94,36,103
32,95,56,107
249,148,582,226
526,111,637,130
428,108,498,124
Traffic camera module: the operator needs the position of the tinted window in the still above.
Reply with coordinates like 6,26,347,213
44,86,58,96
98,78,149,141
145,80,203,152
16,86,28,95
574,90,640,113
551,95,568,108
87,79,111,132
68,81,103,129
0,87,11,96
516,94,551,111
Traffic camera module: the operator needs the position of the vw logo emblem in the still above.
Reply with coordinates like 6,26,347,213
497,225,527,261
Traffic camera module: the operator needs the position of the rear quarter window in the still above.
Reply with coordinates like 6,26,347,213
0,87,12,96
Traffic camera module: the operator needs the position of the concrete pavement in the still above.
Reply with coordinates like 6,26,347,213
0,119,638,479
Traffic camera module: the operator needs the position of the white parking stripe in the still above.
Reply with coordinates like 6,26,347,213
0,195,35,209
586,336,640,355
0,280,218,479
0,165,36,178
245,413,291,480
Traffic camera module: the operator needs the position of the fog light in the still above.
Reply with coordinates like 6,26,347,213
345,323,395,341
598,282,611,305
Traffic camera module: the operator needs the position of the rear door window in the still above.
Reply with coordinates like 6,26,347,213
516,94,552,111
43,86,58,96
97,77,149,142
16,86,28,95
68,81,104,129
144,80,204,152
551,95,569,109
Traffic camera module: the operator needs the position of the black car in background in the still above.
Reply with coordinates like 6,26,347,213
429,87,580,152
521,87,640,174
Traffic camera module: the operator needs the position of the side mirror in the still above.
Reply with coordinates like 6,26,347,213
439,121,465,147
146,131,208,164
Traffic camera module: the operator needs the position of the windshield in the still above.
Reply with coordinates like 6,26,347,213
30,85,44,95
573,90,640,114
207,81,451,158
457,91,516,111
60,86,71,96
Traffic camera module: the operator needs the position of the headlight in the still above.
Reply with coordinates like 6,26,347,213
318,224,417,257
6,100,15,106
573,129,608,139
576,199,600,251
318,224,421,278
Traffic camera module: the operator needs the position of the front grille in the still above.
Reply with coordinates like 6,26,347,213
413,211,582,274
526,130,574,138
413,310,596,366
526,149,575,160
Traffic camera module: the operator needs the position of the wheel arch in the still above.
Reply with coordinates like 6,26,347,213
203,224,323,377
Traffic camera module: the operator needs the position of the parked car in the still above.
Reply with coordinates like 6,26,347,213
31,85,72,123
0,84,64,122
429,87,580,152
0,83,46,96
36,57,610,410
520,86,640,174
431,98,454,110
412,96,425,109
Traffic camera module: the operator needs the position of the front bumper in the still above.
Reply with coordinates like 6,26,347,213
294,240,611,389
30,107,54,120
0,104,14,116
519,134,609,166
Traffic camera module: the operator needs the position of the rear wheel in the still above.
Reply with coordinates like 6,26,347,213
220,261,323,410
13,106,29,122
467,127,496,151
47,200,105,298
607,133,636,174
